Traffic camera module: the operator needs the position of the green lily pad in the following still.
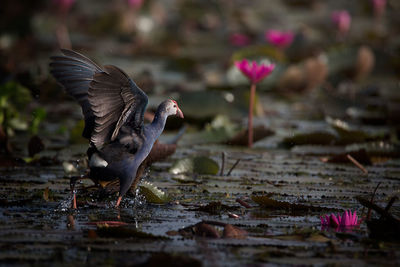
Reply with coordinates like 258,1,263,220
139,181,170,204
169,156,219,175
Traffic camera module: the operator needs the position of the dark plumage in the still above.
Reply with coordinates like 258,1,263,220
50,49,184,208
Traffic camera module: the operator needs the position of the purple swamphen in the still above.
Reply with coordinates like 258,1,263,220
50,49,184,208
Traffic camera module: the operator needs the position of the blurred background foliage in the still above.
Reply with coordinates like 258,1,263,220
0,0,399,158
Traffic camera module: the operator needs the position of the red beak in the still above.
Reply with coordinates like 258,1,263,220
176,107,184,118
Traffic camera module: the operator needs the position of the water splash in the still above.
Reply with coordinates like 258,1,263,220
56,191,75,212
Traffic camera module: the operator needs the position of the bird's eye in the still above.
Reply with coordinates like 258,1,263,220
173,105,176,108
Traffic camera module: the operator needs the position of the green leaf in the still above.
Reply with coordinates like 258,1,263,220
169,156,219,175
139,181,170,204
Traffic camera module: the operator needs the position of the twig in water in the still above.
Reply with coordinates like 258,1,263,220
367,182,381,220
346,154,368,174
227,159,241,176
219,152,225,176
356,196,400,225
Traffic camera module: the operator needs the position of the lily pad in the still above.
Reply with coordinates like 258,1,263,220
326,117,387,144
169,156,219,175
139,181,170,204
226,125,274,146
281,132,337,147
251,194,328,212
96,225,165,239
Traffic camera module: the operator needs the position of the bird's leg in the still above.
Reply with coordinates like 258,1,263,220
70,176,79,209
115,196,122,208
69,174,88,209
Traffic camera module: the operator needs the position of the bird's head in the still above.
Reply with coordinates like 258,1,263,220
163,99,184,118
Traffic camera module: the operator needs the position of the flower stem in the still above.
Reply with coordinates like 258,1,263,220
248,83,256,147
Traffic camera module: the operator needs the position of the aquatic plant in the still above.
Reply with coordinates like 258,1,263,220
321,210,360,231
234,59,274,147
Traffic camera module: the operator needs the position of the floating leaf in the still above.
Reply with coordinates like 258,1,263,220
321,149,372,165
139,181,169,204
281,132,337,147
193,201,236,215
194,222,220,238
346,142,400,158
169,156,219,175
251,194,326,212
327,117,387,144
223,224,247,239
226,125,274,146
96,225,165,239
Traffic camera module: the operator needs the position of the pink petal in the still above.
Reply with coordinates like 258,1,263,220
235,60,251,81
330,214,339,227
236,60,275,84
344,210,350,226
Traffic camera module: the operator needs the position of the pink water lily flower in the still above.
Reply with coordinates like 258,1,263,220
230,33,251,47
265,30,294,49
235,59,275,84
234,59,275,147
332,10,351,36
321,210,360,232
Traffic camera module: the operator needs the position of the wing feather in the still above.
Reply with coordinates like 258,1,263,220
88,65,148,149
49,49,103,138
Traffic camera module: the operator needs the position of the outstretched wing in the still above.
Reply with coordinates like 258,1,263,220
88,65,148,149
49,49,103,138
